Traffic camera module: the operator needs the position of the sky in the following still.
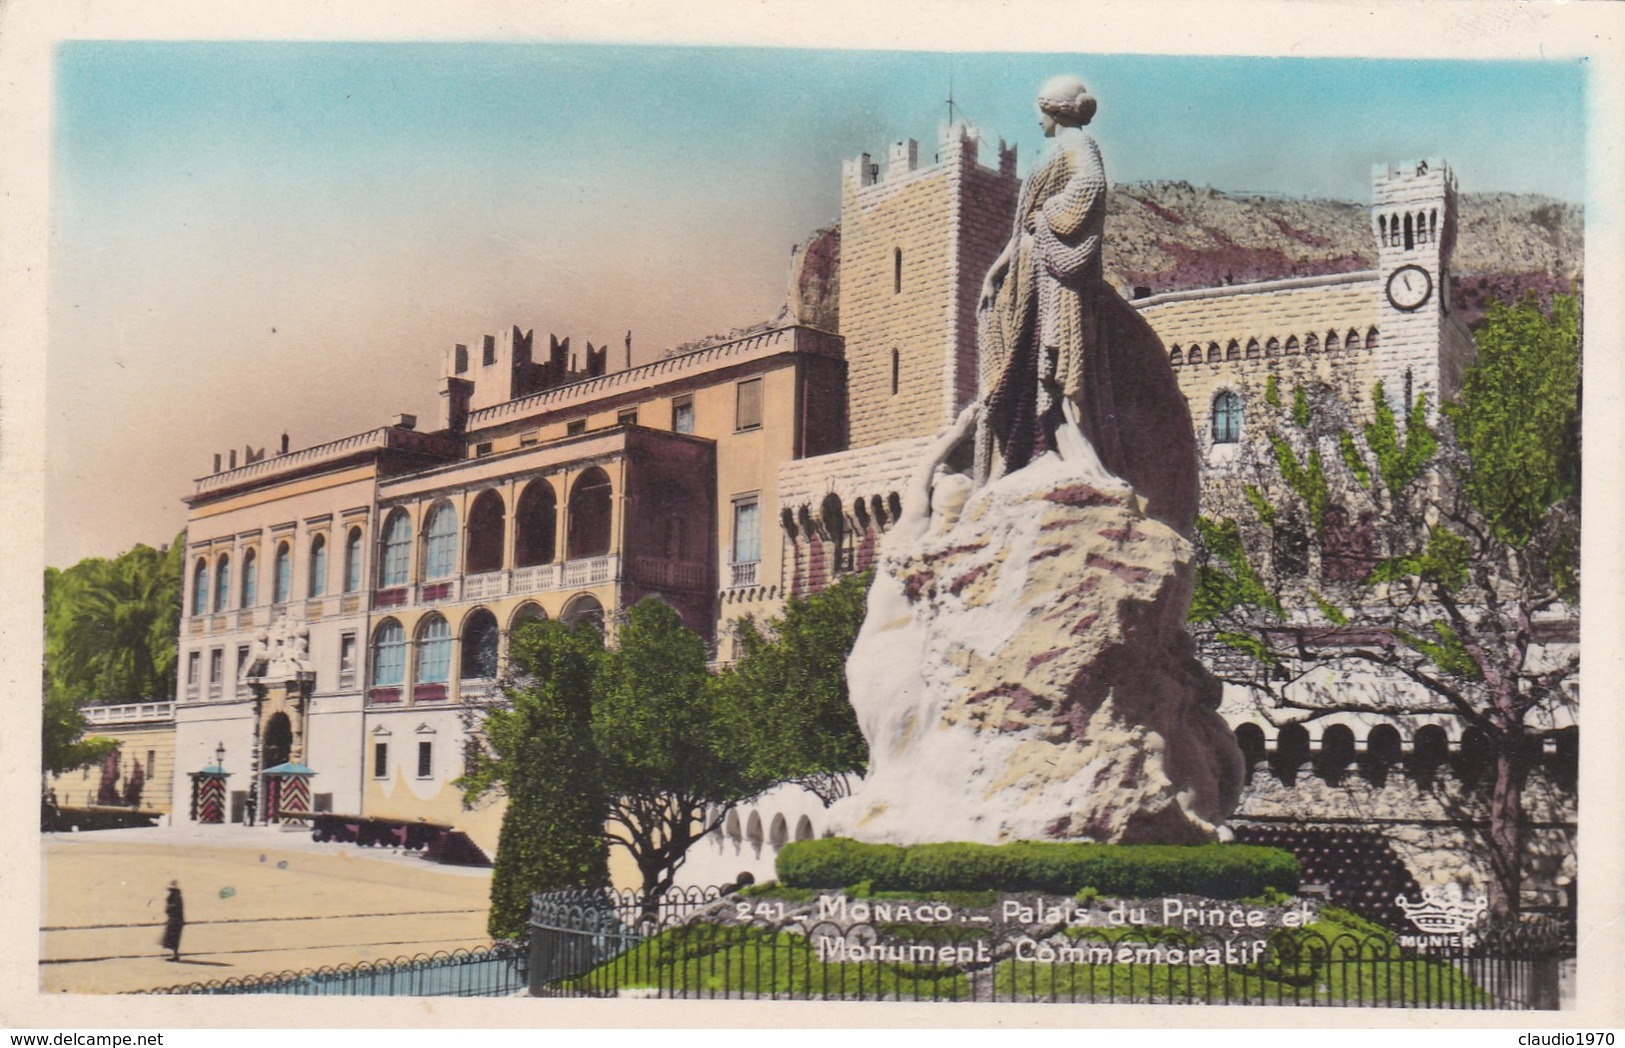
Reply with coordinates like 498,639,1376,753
45,43,1589,568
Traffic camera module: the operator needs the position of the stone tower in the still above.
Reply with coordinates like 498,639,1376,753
838,123,1019,448
1370,159,1476,415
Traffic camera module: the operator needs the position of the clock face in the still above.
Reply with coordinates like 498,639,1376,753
1386,264,1433,311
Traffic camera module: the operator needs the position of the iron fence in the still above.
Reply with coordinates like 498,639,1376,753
141,941,527,997
528,889,1571,1009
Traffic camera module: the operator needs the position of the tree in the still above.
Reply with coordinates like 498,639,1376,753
41,689,117,781
459,618,608,940
712,570,872,804
42,536,182,784
1191,295,1579,919
45,538,183,704
594,599,764,908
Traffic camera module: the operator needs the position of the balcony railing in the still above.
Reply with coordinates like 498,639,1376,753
511,563,561,593
563,555,615,587
366,556,620,614
368,686,403,705
632,556,708,590
464,571,511,601
413,683,449,702
83,701,175,725
729,560,759,588
459,677,500,703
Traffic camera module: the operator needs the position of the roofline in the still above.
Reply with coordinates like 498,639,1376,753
463,322,842,431
186,425,461,503
1131,270,1379,310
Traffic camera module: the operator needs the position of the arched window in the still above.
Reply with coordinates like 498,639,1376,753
795,815,814,842
214,555,231,613
1212,391,1243,444
1284,336,1300,355
344,528,363,593
422,503,458,580
273,542,291,604
1169,346,1183,367
1378,214,1387,243
822,493,847,574
561,594,605,634
380,510,412,587
1403,212,1414,250
1245,338,1260,359
893,248,902,294
510,602,548,632
1346,328,1361,349
415,615,452,685
769,814,789,849
1304,333,1319,354
308,535,327,598
372,620,406,688
241,548,258,608
192,560,209,617
516,480,558,567
1228,340,1243,361
1265,337,1280,356
1365,326,1379,350
465,490,506,575
1205,342,1219,363
460,609,500,680
567,468,613,559
1325,330,1340,354
1234,723,1267,779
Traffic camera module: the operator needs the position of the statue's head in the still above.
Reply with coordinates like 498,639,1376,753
1036,75,1097,129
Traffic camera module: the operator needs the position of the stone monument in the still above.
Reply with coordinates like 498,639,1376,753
829,76,1244,846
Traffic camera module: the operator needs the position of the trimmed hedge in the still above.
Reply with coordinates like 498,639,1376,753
777,839,1299,899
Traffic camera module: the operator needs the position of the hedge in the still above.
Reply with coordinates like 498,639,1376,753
777,839,1299,899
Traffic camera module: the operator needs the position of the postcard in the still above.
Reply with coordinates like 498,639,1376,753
3,0,1622,1033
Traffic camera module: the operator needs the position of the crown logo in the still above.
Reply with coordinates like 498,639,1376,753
1395,883,1488,935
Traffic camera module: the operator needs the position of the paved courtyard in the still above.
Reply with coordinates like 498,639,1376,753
40,822,494,994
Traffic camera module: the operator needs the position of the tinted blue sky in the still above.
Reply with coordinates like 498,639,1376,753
48,43,1587,565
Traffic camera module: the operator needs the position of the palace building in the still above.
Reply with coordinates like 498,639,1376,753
165,123,1573,909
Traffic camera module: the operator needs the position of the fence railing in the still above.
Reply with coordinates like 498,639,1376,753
527,889,1571,1009
141,942,526,997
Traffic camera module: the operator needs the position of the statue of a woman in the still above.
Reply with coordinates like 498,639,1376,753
974,75,1199,536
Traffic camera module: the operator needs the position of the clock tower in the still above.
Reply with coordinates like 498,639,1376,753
1370,159,1475,418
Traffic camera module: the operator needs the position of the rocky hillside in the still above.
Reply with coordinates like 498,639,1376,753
1103,183,1583,328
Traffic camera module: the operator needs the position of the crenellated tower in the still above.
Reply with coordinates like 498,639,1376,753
838,122,1019,448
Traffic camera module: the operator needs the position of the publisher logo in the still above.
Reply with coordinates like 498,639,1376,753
1395,883,1488,950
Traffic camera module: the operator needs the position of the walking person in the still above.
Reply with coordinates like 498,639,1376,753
160,881,185,962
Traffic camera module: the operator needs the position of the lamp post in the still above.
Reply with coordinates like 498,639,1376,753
215,742,226,769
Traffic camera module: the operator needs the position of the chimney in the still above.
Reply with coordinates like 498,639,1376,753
439,377,474,434
213,453,222,473
228,449,238,469
393,413,417,431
